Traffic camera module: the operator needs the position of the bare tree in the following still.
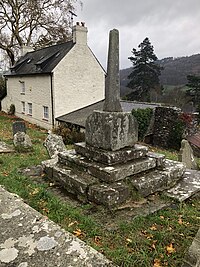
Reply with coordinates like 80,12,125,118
0,0,79,65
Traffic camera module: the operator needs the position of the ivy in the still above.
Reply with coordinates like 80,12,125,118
132,108,153,141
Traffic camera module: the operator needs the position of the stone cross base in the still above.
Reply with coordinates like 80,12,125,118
85,110,138,151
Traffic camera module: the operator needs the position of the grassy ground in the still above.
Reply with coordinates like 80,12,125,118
0,112,199,267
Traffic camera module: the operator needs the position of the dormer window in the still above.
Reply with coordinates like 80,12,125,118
20,81,25,94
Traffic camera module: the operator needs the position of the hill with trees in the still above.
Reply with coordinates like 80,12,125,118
120,53,200,96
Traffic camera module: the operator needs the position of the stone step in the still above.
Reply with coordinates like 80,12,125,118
129,160,185,197
165,169,200,201
74,142,148,165
59,150,157,183
43,159,131,207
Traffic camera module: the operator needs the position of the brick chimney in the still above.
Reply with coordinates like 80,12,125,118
72,22,88,45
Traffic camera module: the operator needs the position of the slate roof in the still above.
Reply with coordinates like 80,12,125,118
5,41,74,76
56,100,161,128
187,131,200,149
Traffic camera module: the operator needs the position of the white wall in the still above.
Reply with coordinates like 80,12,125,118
2,75,53,129
53,44,105,118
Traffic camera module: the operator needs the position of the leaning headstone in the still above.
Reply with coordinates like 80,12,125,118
178,139,198,170
182,228,200,267
13,121,26,135
44,132,66,159
13,132,32,151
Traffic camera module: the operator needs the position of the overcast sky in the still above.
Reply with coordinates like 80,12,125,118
75,0,200,69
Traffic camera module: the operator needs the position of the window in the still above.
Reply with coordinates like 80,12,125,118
20,81,25,94
22,101,25,113
28,103,32,115
43,106,49,120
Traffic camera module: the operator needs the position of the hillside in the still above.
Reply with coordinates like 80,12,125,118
120,53,200,96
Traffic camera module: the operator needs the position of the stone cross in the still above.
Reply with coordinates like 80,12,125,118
103,29,122,112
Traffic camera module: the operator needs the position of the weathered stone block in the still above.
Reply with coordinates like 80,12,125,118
75,142,148,165
147,152,165,167
85,110,138,151
130,159,185,197
53,165,98,197
44,133,66,159
130,171,167,197
166,168,200,202
88,182,130,207
42,158,58,179
88,157,157,183
59,149,157,183
162,159,186,187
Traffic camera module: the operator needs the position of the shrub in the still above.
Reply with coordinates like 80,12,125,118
132,108,153,141
8,104,15,115
0,76,6,100
53,124,85,145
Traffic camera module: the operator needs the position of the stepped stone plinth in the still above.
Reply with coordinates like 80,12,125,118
42,28,200,209
74,143,148,165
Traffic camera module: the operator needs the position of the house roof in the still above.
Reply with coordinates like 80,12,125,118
187,131,200,149
5,41,75,76
56,100,161,128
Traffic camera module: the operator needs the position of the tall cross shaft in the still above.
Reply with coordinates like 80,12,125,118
103,29,122,112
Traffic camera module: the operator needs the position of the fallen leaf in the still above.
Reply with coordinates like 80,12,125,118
153,258,163,267
151,240,157,250
126,238,132,243
166,243,176,254
68,221,78,227
160,216,165,220
73,228,85,238
29,188,40,196
150,224,157,231
141,230,153,240
94,236,102,246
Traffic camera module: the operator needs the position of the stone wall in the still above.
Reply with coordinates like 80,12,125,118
152,107,199,150
152,106,182,149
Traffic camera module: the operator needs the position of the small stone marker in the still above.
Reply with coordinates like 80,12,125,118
13,132,32,150
13,121,26,135
103,29,122,112
178,139,198,170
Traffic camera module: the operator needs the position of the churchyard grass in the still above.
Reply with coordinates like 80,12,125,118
0,112,199,267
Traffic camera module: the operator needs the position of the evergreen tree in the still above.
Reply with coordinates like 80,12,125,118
186,75,200,108
127,37,163,102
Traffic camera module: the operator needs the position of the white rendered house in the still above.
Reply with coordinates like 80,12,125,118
2,22,105,129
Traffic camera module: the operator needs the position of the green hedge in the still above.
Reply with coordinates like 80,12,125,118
132,108,153,141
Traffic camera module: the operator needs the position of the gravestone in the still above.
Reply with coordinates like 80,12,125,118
13,132,32,150
178,139,198,170
13,121,26,136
